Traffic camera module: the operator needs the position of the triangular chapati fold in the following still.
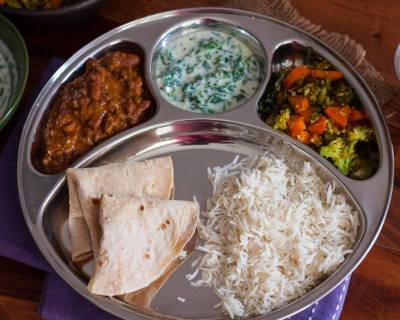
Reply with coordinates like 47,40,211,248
119,234,197,308
87,195,199,296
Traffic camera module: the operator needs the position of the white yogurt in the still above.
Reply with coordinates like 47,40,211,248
0,39,17,117
155,30,263,114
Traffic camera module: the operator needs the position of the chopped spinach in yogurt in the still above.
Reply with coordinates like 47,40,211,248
155,30,263,114
0,39,16,117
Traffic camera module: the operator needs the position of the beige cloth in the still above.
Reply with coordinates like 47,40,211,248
225,0,395,106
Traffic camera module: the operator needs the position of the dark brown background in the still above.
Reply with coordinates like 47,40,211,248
0,1,399,319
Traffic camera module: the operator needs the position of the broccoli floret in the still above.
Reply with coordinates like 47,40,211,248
309,110,321,123
347,125,375,143
320,137,343,159
318,84,333,107
334,81,355,105
273,108,291,131
321,127,378,178
298,81,327,106
323,120,341,142
320,137,356,175
313,59,332,70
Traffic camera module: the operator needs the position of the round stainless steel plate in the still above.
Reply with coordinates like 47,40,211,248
17,8,393,320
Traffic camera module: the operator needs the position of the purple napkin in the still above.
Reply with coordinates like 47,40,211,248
0,58,351,320
0,57,58,273
40,273,115,320
40,273,350,320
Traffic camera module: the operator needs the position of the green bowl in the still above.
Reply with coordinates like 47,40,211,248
0,14,28,130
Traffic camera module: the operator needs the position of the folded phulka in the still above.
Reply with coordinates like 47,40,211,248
118,233,197,308
87,195,199,296
67,156,174,261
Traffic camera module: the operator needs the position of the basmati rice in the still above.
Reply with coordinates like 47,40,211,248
189,153,359,318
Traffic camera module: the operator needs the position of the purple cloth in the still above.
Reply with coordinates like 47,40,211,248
0,58,351,320
39,273,350,320
0,57,58,273
40,273,115,320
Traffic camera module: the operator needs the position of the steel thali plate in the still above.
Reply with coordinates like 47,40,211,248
17,8,393,320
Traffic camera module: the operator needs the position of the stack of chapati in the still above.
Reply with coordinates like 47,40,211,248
66,156,199,307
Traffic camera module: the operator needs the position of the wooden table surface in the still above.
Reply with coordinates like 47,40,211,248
0,1,399,319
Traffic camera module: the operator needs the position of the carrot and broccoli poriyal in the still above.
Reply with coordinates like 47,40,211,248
259,47,379,179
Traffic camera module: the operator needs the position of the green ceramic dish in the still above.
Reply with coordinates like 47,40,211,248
0,14,28,130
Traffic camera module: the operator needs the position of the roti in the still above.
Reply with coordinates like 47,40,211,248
119,234,197,308
67,156,174,261
87,195,199,296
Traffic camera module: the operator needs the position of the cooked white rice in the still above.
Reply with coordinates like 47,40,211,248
188,153,359,318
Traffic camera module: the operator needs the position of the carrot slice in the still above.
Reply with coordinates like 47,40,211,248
349,109,366,122
288,116,306,138
296,130,311,144
299,108,314,123
340,105,352,116
310,133,322,146
288,96,310,114
324,106,349,128
310,70,343,81
308,116,327,135
288,116,311,144
283,65,310,89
